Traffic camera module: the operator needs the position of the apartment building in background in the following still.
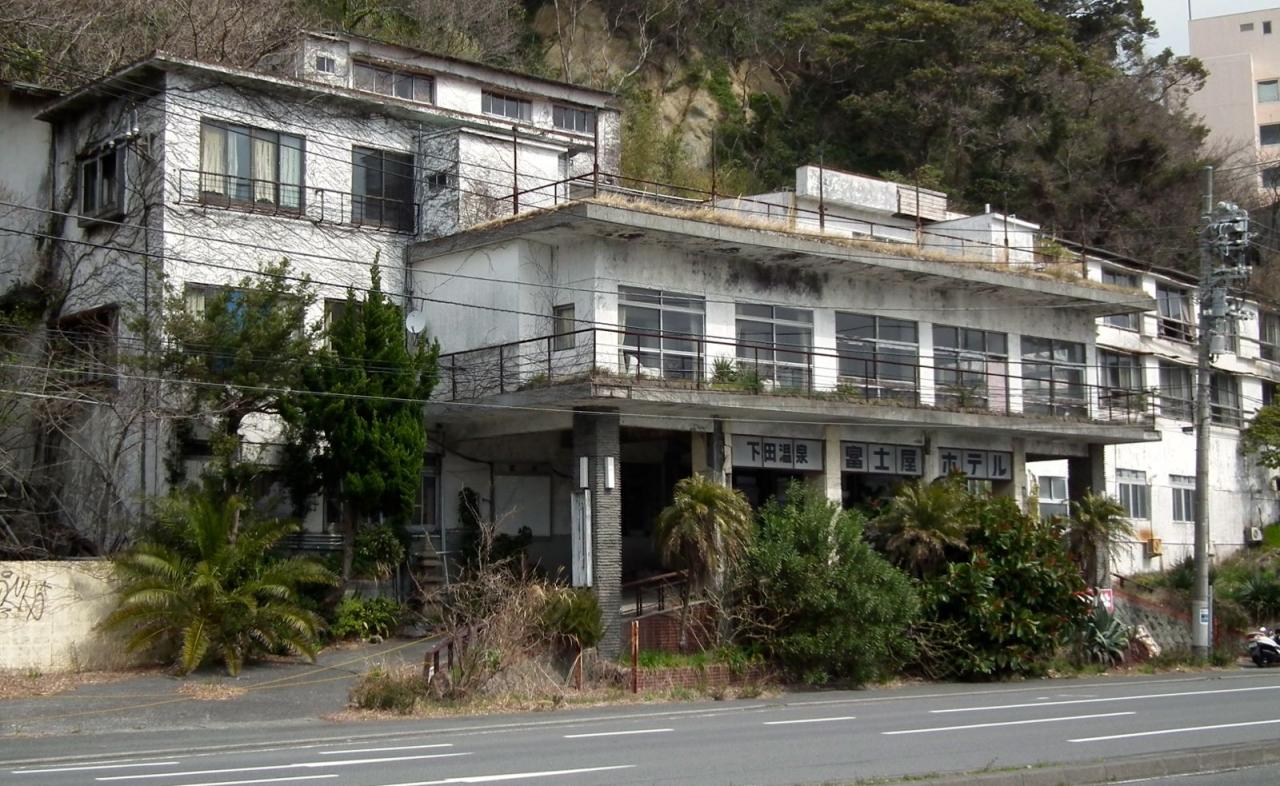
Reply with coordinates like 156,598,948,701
1188,8,1280,191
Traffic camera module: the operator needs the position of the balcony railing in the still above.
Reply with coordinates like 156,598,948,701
177,169,419,233
435,327,1156,427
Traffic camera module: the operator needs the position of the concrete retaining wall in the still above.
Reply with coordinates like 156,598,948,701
0,560,139,672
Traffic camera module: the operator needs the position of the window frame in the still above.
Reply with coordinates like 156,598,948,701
1262,123,1280,147
1098,349,1146,414
1021,335,1087,418
1260,79,1280,104
734,303,813,389
51,305,118,388
1210,372,1243,427
316,54,337,74
552,104,596,134
933,325,1009,411
553,303,576,351
482,91,533,122
1155,284,1195,342
1116,469,1150,520
834,312,919,402
1170,475,1195,524
79,146,126,223
1100,268,1141,331
198,119,305,213
352,61,435,103
620,286,705,381
351,145,415,232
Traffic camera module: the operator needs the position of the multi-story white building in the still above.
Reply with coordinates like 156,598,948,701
1187,7,1280,190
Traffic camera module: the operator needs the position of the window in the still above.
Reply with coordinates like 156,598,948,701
1260,80,1280,103
1266,380,1278,407
1021,336,1087,417
1037,475,1069,519
199,120,303,211
553,105,595,134
619,287,705,380
482,91,532,122
316,54,336,74
352,62,434,103
933,326,1008,411
52,306,117,387
1116,469,1149,520
1158,361,1193,420
1242,22,1256,32
1267,20,1274,34
1263,124,1280,146
1211,372,1242,427
79,147,125,221
553,304,576,350
1265,166,1280,190
1099,350,1145,416
1171,475,1195,524
735,303,813,389
1100,268,1140,330
426,171,453,191
351,146,414,232
1156,285,1195,342
835,313,918,401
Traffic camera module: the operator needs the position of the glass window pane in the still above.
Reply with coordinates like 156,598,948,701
1263,123,1280,145
880,317,917,344
987,332,1007,356
933,326,957,349
836,312,875,339
774,307,812,324
736,303,772,319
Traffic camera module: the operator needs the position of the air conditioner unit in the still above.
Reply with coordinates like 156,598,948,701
1145,537,1164,557
1247,526,1265,544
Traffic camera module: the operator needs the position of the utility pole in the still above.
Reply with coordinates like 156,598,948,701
1192,166,1254,659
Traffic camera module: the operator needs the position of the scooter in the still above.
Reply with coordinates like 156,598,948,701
1247,627,1280,667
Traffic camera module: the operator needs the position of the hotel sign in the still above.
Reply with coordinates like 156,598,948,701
841,442,923,476
939,448,1013,481
731,435,824,471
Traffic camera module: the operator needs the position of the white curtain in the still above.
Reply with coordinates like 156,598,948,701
279,139,302,209
252,135,276,204
200,125,225,195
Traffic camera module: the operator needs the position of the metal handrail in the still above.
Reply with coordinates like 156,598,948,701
434,326,1158,426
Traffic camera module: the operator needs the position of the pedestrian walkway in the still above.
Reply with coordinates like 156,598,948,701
0,636,435,738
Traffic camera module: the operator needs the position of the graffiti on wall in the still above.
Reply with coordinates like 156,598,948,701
0,570,50,621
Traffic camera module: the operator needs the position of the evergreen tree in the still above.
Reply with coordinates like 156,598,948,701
286,265,439,580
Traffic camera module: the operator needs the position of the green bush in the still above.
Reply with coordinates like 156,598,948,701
348,666,425,713
352,525,406,580
1079,606,1131,666
540,587,603,649
330,596,403,640
915,493,1086,680
735,482,918,686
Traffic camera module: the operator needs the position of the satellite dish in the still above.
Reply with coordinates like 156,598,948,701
405,309,428,334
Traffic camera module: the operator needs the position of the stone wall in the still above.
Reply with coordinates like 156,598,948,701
0,560,140,672
1114,588,1235,653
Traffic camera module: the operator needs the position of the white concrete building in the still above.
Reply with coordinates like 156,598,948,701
1187,8,1280,190
0,32,619,553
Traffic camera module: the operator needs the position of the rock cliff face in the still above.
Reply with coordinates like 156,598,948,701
528,2,784,172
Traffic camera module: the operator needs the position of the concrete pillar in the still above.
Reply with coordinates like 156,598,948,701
998,438,1028,507
1067,443,1108,501
709,417,729,486
573,407,622,657
819,425,843,504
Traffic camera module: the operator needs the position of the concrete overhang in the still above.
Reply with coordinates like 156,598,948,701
410,201,1155,318
427,382,1161,448
34,55,608,150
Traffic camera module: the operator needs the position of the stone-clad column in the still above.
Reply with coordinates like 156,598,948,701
574,407,623,657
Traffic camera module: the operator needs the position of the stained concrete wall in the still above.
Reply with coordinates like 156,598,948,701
0,560,142,672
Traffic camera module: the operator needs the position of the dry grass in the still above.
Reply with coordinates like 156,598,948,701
0,669,145,700
176,681,249,701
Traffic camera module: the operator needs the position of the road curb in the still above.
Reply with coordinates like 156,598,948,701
905,741,1280,785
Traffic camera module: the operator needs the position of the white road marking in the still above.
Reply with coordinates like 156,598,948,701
14,761,180,774
1070,717,1280,743
319,744,453,756
168,777,338,786
931,684,1280,713
563,728,672,739
374,764,636,784
884,711,1135,735
95,753,470,781
763,716,857,726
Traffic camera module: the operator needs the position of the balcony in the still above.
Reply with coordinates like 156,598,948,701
434,327,1155,428
177,169,419,233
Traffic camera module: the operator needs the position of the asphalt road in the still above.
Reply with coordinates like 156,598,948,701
4,670,1280,786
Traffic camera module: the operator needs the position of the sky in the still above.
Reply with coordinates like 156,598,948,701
1146,0,1280,54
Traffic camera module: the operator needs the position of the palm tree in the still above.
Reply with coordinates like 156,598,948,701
102,490,337,675
870,477,968,579
654,474,753,649
1067,491,1133,588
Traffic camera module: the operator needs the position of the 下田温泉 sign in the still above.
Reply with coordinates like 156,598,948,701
841,442,923,476
731,435,824,471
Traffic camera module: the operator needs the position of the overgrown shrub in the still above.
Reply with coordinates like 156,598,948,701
734,482,918,686
914,493,1086,680
349,666,425,713
330,596,403,640
540,587,603,650
1078,606,1131,666
352,526,406,580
